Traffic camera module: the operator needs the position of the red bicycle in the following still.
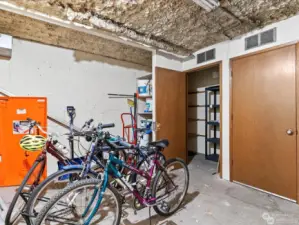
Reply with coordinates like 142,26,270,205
5,112,93,225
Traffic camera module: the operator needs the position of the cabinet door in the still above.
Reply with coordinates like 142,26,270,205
155,67,187,161
0,97,47,186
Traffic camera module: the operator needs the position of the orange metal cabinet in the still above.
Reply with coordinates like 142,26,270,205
0,97,47,187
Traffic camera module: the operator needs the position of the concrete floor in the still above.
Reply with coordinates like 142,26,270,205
1,154,299,225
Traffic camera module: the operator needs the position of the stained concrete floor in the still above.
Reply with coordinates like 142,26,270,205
1,154,299,225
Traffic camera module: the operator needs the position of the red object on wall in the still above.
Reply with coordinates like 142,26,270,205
121,113,137,145
0,97,47,187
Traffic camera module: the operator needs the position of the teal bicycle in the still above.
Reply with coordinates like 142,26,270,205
34,130,189,225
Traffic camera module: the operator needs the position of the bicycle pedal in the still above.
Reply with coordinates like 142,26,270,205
161,201,170,212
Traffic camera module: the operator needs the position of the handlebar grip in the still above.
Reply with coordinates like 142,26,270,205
73,130,95,136
101,123,115,129
119,141,133,149
72,131,85,137
87,118,94,125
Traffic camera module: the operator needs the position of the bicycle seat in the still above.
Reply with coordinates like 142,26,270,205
149,139,169,148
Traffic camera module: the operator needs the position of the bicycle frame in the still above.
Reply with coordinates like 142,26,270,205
82,151,163,225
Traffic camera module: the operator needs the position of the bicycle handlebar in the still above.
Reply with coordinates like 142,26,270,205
119,140,134,149
99,123,115,129
27,118,47,135
81,118,94,130
87,119,94,126
71,130,95,137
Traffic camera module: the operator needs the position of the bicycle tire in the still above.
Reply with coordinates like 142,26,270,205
24,168,97,225
152,158,189,217
35,178,122,225
5,159,45,225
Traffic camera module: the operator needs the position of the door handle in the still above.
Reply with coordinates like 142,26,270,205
286,129,294,135
152,122,161,131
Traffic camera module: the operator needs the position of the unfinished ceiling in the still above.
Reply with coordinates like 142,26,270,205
0,9,152,68
1,0,299,59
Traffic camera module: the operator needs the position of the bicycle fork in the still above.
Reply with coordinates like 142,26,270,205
83,165,108,225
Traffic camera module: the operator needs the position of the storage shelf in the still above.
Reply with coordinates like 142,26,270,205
188,133,205,137
188,118,205,122
206,104,220,108
206,85,220,91
138,112,152,116
207,121,220,126
205,85,220,162
207,138,220,144
188,105,205,108
137,74,152,80
138,95,152,99
188,90,205,94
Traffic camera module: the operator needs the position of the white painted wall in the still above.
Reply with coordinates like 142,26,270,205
0,38,149,175
183,14,299,180
152,51,183,71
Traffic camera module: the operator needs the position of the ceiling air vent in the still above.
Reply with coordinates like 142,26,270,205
260,29,276,45
245,28,276,50
197,49,215,64
245,35,259,50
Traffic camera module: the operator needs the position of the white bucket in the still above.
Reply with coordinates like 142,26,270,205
140,133,150,147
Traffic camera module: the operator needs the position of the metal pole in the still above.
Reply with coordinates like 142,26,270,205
205,88,208,159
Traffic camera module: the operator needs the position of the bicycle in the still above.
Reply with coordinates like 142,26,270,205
23,125,166,224
22,122,125,225
35,132,189,225
109,128,166,192
5,113,92,225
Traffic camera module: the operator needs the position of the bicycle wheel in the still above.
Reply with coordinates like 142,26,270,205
5,159,46,225
35,178,121,225
152,158,189,216
25,168,98,225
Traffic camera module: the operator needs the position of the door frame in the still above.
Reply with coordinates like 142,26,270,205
230,42,299,202
184,61,223,178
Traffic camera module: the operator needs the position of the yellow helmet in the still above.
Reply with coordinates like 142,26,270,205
20,135,46,151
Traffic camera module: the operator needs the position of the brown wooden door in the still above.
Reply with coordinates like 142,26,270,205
232,45,297,200
155,67,187,162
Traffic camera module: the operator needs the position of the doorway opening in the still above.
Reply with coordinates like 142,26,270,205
187,63,221,175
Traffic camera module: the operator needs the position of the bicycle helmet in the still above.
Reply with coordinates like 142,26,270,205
20,135,46,151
